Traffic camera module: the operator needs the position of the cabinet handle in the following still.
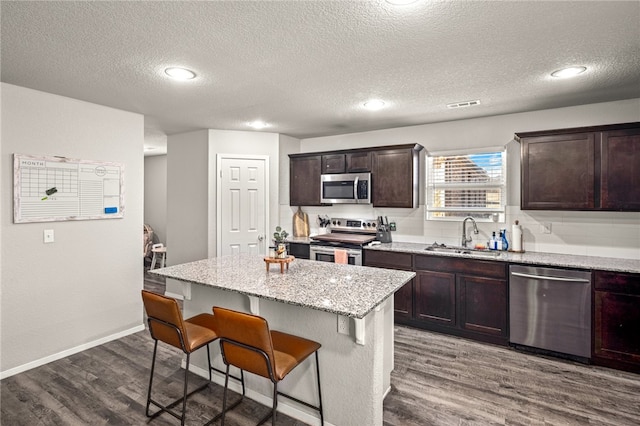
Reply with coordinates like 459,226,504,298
511,272,591,283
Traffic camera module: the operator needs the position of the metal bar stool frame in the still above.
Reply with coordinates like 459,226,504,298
219,337,324,426
143,291,246,426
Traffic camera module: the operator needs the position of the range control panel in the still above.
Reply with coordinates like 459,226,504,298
330,218,379,233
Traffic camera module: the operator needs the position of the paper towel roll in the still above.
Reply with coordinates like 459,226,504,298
512,224,523,252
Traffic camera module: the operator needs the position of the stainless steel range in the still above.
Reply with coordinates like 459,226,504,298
309,217,379,266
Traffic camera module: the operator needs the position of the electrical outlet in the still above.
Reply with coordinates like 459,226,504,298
541,223,552,234
43,229,55,243
389,222,397,231
337,315,349,335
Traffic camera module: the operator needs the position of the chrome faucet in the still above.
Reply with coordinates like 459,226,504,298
461,216,479,247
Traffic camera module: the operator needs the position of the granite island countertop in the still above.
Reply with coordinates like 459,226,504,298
150,254,415,319
365,242,640,274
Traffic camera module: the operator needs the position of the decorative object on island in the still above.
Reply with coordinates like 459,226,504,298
264,255,295,273
273,226,289,258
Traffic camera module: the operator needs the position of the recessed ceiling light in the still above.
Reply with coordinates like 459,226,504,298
248,120,269,129
164,67,196,80
551,66,587,78
363,99,386,110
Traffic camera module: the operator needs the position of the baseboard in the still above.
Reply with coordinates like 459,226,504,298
188,363,333,426
0,324,145,380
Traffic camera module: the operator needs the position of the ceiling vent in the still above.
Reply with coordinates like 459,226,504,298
447,99,481,109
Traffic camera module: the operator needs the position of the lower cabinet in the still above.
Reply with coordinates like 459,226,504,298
593,271,640,373
287,242,310,260
364,251,508,345
364,250,413,323
413,255,508,345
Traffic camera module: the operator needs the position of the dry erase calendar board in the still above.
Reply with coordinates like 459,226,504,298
13,154,124,223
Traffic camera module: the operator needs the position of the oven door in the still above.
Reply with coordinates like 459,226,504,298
309,245,362,266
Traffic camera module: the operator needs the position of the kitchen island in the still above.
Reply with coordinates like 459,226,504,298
150,254,415,426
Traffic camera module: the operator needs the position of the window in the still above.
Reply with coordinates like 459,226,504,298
426,148,506,221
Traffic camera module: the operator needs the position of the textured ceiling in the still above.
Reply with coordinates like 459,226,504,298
2,1,640,152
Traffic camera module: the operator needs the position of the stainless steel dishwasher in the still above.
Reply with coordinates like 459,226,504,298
509,265,592,360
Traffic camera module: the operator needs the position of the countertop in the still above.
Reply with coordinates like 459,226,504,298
150,254,415,319
365,242,640,274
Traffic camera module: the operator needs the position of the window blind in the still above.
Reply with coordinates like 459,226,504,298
426,150,506,221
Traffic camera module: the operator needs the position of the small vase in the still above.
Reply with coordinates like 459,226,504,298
276,243,287,258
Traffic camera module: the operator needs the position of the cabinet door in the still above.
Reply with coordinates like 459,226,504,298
600,128,640,210
394,278,414,322
321,154,345,174
415,270,456,326
521,133,595,209
290,155,322,206
594,291,640,365
372,148,418,208
346,152,372,172
287,242,310,259
458,275,507,337
364,250,413,322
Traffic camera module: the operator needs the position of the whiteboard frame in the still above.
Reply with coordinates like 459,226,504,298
13,153,125,224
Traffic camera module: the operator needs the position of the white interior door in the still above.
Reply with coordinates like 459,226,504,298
217,155,268,256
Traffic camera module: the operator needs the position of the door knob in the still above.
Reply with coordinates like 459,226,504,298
258,235,264,242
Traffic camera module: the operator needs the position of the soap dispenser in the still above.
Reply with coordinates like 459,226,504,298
500,229,509,251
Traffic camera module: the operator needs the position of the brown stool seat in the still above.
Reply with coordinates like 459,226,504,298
271,331,321,381
213,306,324,426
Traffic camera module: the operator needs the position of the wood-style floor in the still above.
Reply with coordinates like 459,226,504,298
1,270,639,425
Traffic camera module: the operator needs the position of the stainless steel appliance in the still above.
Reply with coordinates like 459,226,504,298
320,172,371,204
309,217,378,265
509,265,592,360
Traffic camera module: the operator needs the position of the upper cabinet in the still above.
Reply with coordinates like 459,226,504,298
321,151,372,174
372,145,422,208
289,155,323,206
516,122,640,211
289,144,422,207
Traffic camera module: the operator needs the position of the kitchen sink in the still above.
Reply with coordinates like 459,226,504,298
424,244,501,258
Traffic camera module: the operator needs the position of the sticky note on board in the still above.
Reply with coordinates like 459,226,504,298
104,207,118,214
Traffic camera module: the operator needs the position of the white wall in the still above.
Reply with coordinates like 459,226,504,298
144,154,167,244
0,83,144,377
281,99,640,259
165,129,281,297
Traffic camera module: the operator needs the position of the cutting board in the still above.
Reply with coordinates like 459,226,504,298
292,206,310,237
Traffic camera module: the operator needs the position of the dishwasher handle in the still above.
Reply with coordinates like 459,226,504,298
511,271,591,283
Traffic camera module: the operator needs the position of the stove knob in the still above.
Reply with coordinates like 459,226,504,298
336,220,341,226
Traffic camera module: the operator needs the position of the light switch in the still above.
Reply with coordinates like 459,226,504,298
43,229,55,243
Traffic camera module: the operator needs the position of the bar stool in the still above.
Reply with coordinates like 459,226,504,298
212,306,324,426
141,291,244,425
150,243,167,269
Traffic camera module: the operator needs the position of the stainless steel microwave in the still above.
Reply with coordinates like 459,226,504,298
320,172,371,204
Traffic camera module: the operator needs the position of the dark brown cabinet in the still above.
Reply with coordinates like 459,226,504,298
289,144,422,206
372,145,421,208
593,271,640,373
321,154,346,174
321,152,372,174
289,155,323,206
415,270,455,326
600,128,640,210
517,122,640,211
287,242,310,260
413,254,508,345
363,250,413,323
365,250,508,345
